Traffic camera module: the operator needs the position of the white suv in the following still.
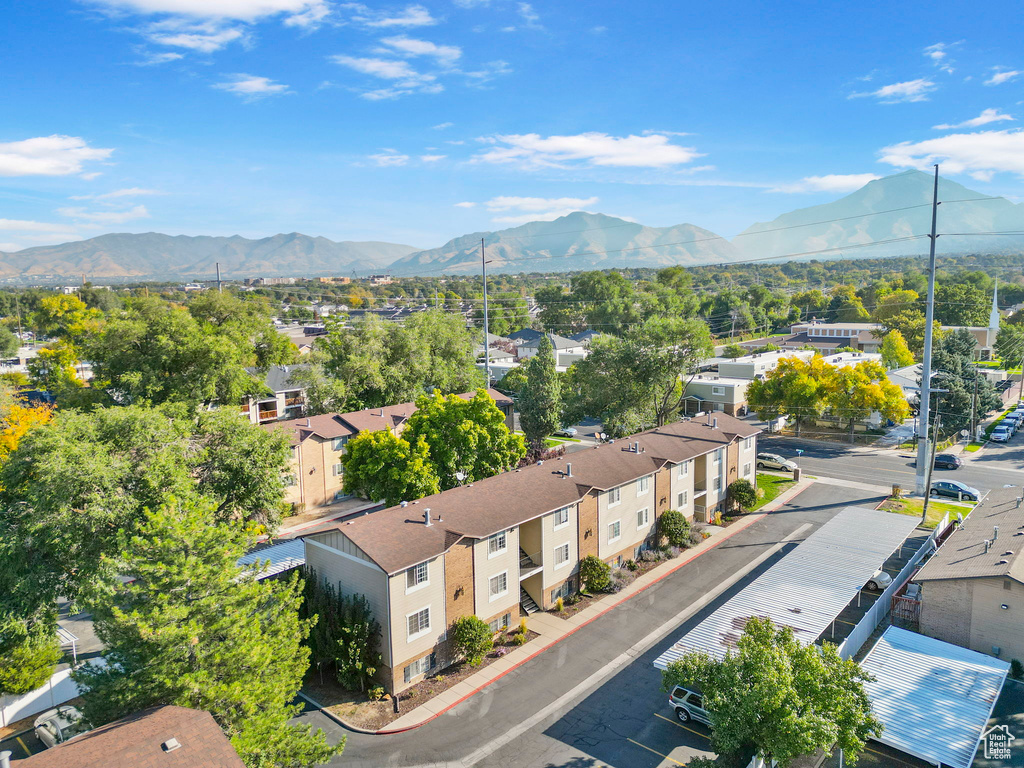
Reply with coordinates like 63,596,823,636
668,686,711,725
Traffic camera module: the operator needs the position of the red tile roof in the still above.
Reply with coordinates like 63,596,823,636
16,705,244,768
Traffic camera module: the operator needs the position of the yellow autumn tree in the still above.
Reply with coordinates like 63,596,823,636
0,398,54,465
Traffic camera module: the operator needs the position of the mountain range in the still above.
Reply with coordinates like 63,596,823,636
4,170,1024,282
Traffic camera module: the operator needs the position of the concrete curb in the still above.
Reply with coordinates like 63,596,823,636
297,691,379,736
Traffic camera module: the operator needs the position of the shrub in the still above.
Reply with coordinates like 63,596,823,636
689,529,704,547
367,686,385,701
512,632,528,646
712,511,723,526
625,559,639,572
639,550,659,563
451,615,493,666
1012,658,1024,680
555,597,564,612
519,617,528,636
728,478,758,512
658,509,691,548
579,555,611,592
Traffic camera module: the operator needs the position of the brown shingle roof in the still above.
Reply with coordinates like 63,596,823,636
317,413,759,575
17,705,244,768
915,486,1024,584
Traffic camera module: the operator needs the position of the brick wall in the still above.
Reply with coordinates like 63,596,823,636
653,466,671,519
920,579,974,648
578,491,599,560
444,541,476,630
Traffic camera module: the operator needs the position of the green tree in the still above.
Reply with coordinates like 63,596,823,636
402,390,526,490
0,324,18,358
519,334,562,452
746,356,831,437
341,429,440,506
879,330,915,368
927,329,1002,435
721,343,746,359
871,289,919,325
661,616,881,767
934,282,989,327
658,509,691,547
72,498,342,768
282,357,350,416
579,554,611,593
0,613,62,697
451,615,494,666
26,341,85,397
995,324,1024,368
825,360,910,440
334,593,382,691
495,366,528,396
32,294,101,340
727,479,757,512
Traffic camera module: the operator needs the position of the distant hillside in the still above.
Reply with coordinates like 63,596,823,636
388,212,740,275
0,232,419,280
734,170,1024,260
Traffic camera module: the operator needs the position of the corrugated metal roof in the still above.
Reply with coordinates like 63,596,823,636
653,506,920,669
861,626,1009,768
237,539,305,579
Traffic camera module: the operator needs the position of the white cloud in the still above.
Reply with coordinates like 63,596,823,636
454,201,476,208
850,78,937,103
432,121,454,130
485,196,600,212
0,135,114,177
446,139,465,145
473,132,703,169
86,0,330,23
144,20,247,52
0,219,78,233
879,128,1024,177
770,173,881,194
591,25,607,34
213,73,291,99
419,154,446,162
137,51,185,64
368,150,410,166
331,54,441,98
70,187,163,201
985,68,1021,86
924,42,957,74
344,3,437,27
933,108,1014,130
58,204,151,224
517,2,541,28
453,0,488,6
378,36,461,65
462,59,511,84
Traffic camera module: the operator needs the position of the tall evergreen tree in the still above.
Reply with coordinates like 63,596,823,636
519,334,562,451
73,498,342,768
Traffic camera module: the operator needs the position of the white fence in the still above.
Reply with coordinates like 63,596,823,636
836,512,950,660
0,659,104,728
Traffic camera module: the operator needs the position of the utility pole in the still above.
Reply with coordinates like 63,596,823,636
971,369,979,443
14,295,24,351
1017,349,1024,409
921,412,941,525
730,308,739,341
216,262,223,293
915,164,941,495
481,238,491,387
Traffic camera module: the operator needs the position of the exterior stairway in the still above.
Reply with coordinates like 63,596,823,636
520,586,540,615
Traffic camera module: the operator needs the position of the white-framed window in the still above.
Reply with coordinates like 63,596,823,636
489,571,508,600
554,542,570,568
637,508,650,528
332,462,344,477
488,530,508,557
714,448,723,464
608,486,621,506
608,520,621,543
714,476,722,492
677,462,689,478
551,580,572,603
712,386,725,396
743,462,751,477
678,491,688,507
743,437,753,450
332,437,348,452
553,506,570,529
407,607,431,641
488,613,511,633
403,652,436,683
637,476,650,494
406,562,429,592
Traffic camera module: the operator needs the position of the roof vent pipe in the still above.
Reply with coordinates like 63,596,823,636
424,509,432,527
994,525,1000,540
565,463,572,477
984,539,991,553
712,417,718,429
306,418,311,427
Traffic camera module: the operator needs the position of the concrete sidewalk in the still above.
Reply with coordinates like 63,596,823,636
364,476,815,734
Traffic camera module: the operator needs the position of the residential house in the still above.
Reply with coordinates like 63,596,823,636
569,329,603,346
303,413,760,692
915,485,1024,663
268,389,515,510
518,333,588,369
682,374,750,416
717,349,815,380
241,365,307,424
508,328,545,346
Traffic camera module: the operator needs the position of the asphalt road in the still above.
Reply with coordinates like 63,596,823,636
298,482,889,768
759,432,1024,496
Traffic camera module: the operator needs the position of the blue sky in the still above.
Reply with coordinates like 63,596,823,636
2,0,1023,253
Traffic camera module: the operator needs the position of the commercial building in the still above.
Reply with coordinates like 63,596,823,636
717,349,815,380
304,413,759,692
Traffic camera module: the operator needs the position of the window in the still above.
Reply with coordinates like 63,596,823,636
678,491,688,507
407,608,430,640
488,613,511,633
608,486,621,506
553,506,570,529
637,508,650,528
608,520,621,543
743,437,753,450
712,386,725,396
714,477,722,492
332,437,348,452
284,473,298,487
677,462,689,478
489,572,508,600
488,530,508,556
743,462,751,477
406,562,428,591
551,580,572,603
554,543,570,568
403,652,436,683
637,476,650,494
714,448,723,464
332,462,344,477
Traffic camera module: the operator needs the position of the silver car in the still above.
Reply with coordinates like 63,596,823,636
756,452,797,472
34,705,89,749
668,686,711,725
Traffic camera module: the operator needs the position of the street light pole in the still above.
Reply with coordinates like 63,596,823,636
915,164,941,495
921,412,941,526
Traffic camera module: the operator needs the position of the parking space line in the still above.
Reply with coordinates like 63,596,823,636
653,712,710,740
17,735,33,756
626,737,685,766
865,745,918,767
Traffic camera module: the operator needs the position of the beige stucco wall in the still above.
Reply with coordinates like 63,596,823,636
472,528,520,620
597,473,657,561
388,556,447,674
668,459,694,517
970,577,1024,661
540,503,579,604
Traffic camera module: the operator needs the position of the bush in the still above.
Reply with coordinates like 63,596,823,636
1012,658,1024,680
689,529,705,547
512,631,529,646
367,686,385,701
555,597,564,612
728,478,758,512
579,555,611,592
625,559,639,572
639,550,659,563
658,509,691,548
451,615,493,666
519,617,528,636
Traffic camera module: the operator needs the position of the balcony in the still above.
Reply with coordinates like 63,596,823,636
257,408,278,422
284,395,305,408
693,480,708,497
519,549,543,580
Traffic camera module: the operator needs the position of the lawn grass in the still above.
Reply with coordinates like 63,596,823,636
964,442,983,452
879,496,974,529
752,473,797,510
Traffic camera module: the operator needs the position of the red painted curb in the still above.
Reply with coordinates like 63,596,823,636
370,480,811,735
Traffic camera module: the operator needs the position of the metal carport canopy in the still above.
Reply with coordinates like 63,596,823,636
237,538,306,580
861,626,1009,768
653,505,921,669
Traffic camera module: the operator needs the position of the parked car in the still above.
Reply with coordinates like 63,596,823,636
34,706,89,749
553,427,578,438
756,453,797,472
930,480,981,502
991,426,1012,442
1003,413,1021,431
668,686,711,725
933,454,962,470
865,569,892,591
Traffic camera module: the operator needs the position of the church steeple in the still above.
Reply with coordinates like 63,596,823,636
989,279,1001,331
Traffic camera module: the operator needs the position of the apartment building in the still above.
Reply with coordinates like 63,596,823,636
717,349,815,380
268,388,514,510
242,365,307,424
303,413,759,692
683,374,749,415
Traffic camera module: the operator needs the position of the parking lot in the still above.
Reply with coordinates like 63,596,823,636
0,727,46,761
